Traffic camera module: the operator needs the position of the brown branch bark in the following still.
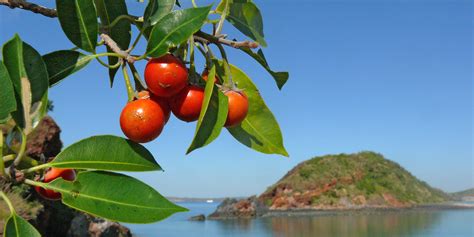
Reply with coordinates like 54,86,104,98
0,0,57,18
0,1,259,51
100,33,135,64
194,31,259,49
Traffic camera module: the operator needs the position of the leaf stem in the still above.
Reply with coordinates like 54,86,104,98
215,43,234,86
13,128,26,166
3,155,15,162
128,63,146,91
102,14,138,29
215,0,229,36
24,179,45,188
95,57,122,69
127,26,145,53
122,63,135,101
0,191,16,215
22,163,50,174
0,132,5,176
91,52,124,59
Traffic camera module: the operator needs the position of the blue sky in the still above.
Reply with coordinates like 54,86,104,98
0,0,472,197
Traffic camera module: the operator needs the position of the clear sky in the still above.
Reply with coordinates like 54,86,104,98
0,0,472,197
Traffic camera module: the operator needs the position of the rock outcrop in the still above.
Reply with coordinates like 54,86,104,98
208,196,267,219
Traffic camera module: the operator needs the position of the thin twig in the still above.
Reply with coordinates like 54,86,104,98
194,31,259,49
0,0,57,18
100,33,135,64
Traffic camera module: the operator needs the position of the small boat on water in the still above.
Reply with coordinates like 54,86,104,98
206,199,214,203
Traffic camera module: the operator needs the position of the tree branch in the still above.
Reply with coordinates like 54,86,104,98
0,1,259,50
0,0,57,18
194,31,259,49
100,33,135,64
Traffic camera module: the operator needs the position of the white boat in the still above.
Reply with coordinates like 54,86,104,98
206,199,214,203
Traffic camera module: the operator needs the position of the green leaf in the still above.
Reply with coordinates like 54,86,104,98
146,6,211,57
2,35,26,96
22,42,49,104
39,171,187,223
0,60,16,123
187,66,228,154
31,91,49,128
142,0,175,39
43,50,93,86
4,213,41,237
2,35,26,128
241,48,288,89
224,2,267,47
48,135,161,171
144,0,175,27
216,0,252,14
95,0,131,86
56,0,98,52
225,63,288,156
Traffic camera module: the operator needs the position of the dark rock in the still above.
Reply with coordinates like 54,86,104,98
67,214,132,237
26,116,62,161
67,214,90,237
188,214,206,221
88,218,132,237
33,199,77,237
208,196,267,219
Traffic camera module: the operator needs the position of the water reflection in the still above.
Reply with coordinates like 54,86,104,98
261,211,442,237
127,203,473,237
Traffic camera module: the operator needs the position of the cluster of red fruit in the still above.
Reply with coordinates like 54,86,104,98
34,54,249,200
120,54,249,143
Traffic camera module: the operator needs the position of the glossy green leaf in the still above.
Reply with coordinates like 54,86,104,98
39,171,187,223
223,2,267,47
225,63,288,156
2,35,26,128
95,0,131,85
2,35,26,95
48,135,161,171
56,0,98,52
0,60,16,123
144,0,175,27
187,66,228,154
146,6,211,57
43,50,93,86
4,213,41,237
142,0,175,39
22,42,49,104
241,47,288,89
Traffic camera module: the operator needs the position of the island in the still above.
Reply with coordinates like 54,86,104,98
209,151,470,219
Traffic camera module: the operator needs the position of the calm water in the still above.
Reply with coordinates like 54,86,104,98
126,202,474,237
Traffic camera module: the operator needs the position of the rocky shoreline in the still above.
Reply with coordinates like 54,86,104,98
208,197,474,220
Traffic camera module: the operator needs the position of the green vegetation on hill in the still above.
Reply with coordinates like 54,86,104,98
260,152,450,209
451,188,474,198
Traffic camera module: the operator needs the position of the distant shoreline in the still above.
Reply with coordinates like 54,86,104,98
259,203,474,218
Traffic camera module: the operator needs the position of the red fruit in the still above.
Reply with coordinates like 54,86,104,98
120,99,166,143
202,70,219,83
35,168,76,200
225,91,249,127
137,90,171,123
170,85,205,122
150,94,171,123
144,54,188,98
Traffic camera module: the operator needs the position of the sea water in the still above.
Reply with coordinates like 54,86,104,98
126,202,474,237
